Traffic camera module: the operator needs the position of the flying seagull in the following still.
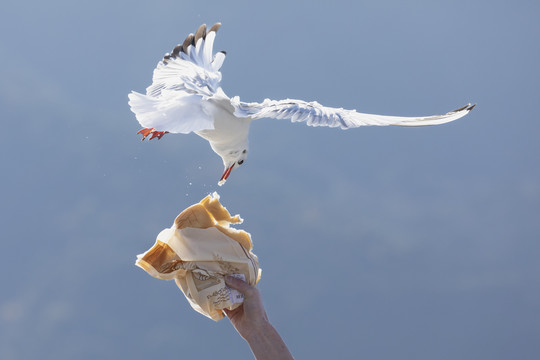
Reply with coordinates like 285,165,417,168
128,23,475,185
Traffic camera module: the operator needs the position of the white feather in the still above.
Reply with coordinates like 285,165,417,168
212,52,226,72
203,31,216,67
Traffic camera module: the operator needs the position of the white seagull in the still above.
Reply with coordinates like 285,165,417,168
128,23,475,185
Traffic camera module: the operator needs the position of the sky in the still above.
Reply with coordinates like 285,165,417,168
1,0,539,359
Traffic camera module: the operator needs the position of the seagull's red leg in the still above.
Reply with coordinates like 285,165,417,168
137,128,155,141
149,131,169,140
138,128,169,141
155,131,169,139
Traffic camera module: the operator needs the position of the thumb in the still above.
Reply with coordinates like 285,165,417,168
225,276,254,297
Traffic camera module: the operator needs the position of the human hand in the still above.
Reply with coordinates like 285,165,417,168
223,276,294,359
223,276,270,341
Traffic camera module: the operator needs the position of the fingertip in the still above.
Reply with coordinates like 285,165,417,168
224,275,235,287
225,275,244,287
225,275,253,295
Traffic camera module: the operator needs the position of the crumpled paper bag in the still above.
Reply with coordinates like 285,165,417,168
135,192,261,321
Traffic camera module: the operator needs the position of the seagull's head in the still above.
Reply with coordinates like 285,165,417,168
218,148,248,186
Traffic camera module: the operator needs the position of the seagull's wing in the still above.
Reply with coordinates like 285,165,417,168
231,97,475,129
128,23,227,134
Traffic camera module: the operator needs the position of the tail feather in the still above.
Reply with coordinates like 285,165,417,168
128,91,214,134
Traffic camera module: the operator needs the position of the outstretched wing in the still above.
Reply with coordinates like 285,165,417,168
128,23,227,134
231,97,475,129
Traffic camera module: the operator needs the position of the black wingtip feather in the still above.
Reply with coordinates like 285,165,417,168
195,24,207,43
209,23,221,33
182,33,194,53
172,44,182,57
175,23,223,57
453,104,474,112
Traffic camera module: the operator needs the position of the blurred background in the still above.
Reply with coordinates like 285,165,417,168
1,0,539,359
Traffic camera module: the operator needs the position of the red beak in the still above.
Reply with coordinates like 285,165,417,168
218,164,235,186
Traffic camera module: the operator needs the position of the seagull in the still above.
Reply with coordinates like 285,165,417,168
128,23,475,185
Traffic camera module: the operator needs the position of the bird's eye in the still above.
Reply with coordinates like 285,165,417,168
237,160,244,165
242,150,247,154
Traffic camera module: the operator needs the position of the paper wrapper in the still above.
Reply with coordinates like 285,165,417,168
135,192,261,321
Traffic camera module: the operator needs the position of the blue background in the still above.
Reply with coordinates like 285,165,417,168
1,0,539,359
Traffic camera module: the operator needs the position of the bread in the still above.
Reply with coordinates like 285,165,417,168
174,192,253,251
